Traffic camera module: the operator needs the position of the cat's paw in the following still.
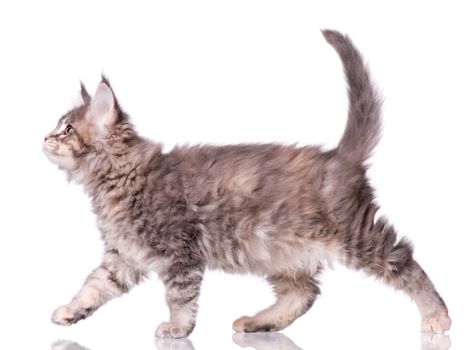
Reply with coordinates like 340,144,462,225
51,305,95,326
233,316,252,333
52,305,76,326
422,310,451,333
233,316,279,333
155,321,194,339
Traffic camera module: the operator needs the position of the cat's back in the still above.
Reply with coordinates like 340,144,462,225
169,143,328,197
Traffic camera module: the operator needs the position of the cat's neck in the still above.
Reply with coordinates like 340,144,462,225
71,138,162,196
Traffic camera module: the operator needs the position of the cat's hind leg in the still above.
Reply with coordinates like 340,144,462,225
347,217,451,333
381,258,450,333
401,260,451,333
233,270,321,333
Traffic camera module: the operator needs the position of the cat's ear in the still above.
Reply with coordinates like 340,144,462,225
88,81,116,130
79,81,91,105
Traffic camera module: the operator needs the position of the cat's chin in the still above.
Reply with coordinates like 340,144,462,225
43,147,77,171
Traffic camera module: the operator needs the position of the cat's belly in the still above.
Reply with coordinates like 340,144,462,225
201,230,344,275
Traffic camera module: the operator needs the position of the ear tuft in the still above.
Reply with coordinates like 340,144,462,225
101,74,112,88
80,81,91,104
88,82,116,130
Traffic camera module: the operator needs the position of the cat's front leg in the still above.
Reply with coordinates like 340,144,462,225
52,249,146,326
156,260,204,338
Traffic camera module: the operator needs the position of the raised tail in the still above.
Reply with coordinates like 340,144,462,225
322,30,382,165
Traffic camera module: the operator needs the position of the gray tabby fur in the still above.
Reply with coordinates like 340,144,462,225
43,30,450,338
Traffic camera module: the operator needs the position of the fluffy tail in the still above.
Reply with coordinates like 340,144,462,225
322,30,382,165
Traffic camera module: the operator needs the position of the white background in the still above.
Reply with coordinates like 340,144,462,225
0,1,473,349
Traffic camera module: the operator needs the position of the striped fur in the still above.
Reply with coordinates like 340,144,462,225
44,30,450,338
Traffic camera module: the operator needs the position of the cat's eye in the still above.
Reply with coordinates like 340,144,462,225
64,125,73,135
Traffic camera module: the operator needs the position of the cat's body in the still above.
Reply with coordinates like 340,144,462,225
43,30,451,338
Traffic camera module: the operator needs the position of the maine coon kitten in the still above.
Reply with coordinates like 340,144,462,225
43,30,451,338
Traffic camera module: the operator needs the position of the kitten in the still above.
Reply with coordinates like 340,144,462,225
43,30,451,338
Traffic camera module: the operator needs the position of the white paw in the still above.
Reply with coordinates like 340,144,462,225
233,316,252,333
51,306,75,326
422,310,451,333
51,304,95,326
155,321,193,338
232,315,280,333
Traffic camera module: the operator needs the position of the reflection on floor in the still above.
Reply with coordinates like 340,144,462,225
155,337,195,350
421,333,451,350
52,340,91,350
52,331,451,350
233,332,303,350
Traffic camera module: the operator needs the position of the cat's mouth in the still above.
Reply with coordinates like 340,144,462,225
43,139,77,170
43,139,58,154
42,141,61,164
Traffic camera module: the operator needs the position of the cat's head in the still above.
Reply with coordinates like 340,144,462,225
43,76,136,177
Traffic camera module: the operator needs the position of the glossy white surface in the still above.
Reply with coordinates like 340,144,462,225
1,1,473,349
